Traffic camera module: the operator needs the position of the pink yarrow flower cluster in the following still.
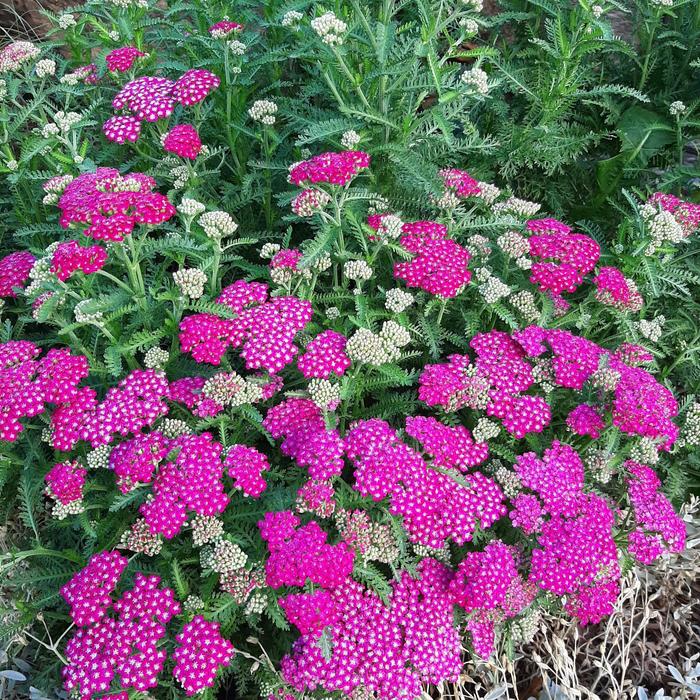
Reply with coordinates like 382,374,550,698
162,124,202,159
0,341,88,441
0,251,35,297
289,150,371,186
180,279,312,372
57,168,176,241
297,330,350,379
392,220,472,298
51,240,107,281
225,444,270,497
105,46,146,73
594,266,644,311
209,20,243,37
438,167,481,198
61,553,181,699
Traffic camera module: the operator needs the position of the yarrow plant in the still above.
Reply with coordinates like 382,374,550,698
0,0,698,699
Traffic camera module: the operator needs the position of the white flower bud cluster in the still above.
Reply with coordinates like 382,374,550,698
432,190,461,210
258,243,280,261
184,595,205,612
459,18,479,35
494,466,522,499
169,164,189,189
531,358,556,394
245,591,267,615
159,418,193,439
476,182,500,204
35,59,56,78
282,10,304,27
412,542,450,563
461,67,489,94
0,79,7,102
191,514,224,547
228,40,246,55
479,275,510,304
630,437,660,465
368,195,390,215
0,41,40,73
108,0,148,8
344,259,373,282
144,346,169,369
650,0,673,6
466,234,491,257
493,196,541,217
365,523,400,564
52,499,84,520
248,99,278,125
6,159,18,171
86,445,111,470
199,210,238,239
473,417,500,443
511,608,542,645
591,5,604,18
74,300,104,325
53,110,82,132
385,288,414,314
119,517,163,556
509,290,539,323
308,378,341,410
462,0,483,10
201,539,248,573
177,197,206,217
326,306,340,319
373,214,404,242
635,315,664,342
58,13,77,29
311,12,347,45
203,372,263,407
346,321,410,366
341,130,360,149
669,101,686,116
585,447,614,484
681,402,700,446
590,366,621,392
314,253,332,273
497,230,529,257
474,266,491,284
173,268,208,299
642,205,686,254
108,30,121,41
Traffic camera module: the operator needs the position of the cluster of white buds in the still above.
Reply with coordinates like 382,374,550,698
385,288,414,314
108,0,148,8
364,523,400,564
248,99,278,125
311,12,347,45
476,181,501,204
41,123,60,139
509,290,539,323
86,445,111,470
641,204,686,254
650,0,673,6
198,210,238,239
479,275,510,304
462,0,483,10
0,79,7,102
326,306,340,320
308,378,342,411
0,41,40,73
159,418,193,439
466,234,491,257
291,188,331,217
590,366,621,392
201,539,248,573
681,402,700,446
144,346,169,369
183,595,205,612
511,608,542,645
347,324,406,364
281,10,304,27
412,542,450,563
459,18,479,35
669,100,686,116
5,159,18,171
53,110,82,132
119,518,163,556
372,214,404,242
74,300,104,325
591,4,604,18
494,465,522,499
344,259,373,282
474,267,491,284
461,67,489,94
341,130,361,149
173,268,208,299
24,244,58,295
432,190,461,210
368,194,391,215
52,499,84,520
630,437,660,465
473,417,500,443
59,65,94,85
493,196,542,217
228,40,246,56
585,447,614,484
635,315,665,342
58,13,77,29
497,230,530,257
531,358,556,394
244,592,267,616
191,514,224,547
35,59,56,78
177,197,206,218
314,253,332,273
169,164,189,189
203,371,263,407
260,242,281,259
